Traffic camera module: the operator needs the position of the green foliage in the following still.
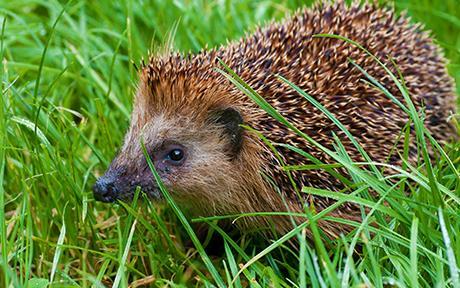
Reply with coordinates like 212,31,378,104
0,0,459,287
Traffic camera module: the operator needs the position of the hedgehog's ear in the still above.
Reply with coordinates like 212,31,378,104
208,107,244,157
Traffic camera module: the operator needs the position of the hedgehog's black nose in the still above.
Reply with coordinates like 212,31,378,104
93,175,120,203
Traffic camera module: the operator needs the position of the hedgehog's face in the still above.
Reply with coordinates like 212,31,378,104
93,108,244,206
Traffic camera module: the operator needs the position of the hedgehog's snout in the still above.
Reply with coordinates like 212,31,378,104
93,169,123,203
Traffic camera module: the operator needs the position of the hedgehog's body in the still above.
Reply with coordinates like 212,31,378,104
94,2,456,237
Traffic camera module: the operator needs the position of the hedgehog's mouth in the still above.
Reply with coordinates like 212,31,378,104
119,185,163,202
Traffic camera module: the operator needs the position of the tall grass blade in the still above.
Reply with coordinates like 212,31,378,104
0,16,8,287
49,215,66,284
141,140,226,288
438,208,460,288
113,219,137,288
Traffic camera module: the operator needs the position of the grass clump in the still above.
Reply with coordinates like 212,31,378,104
1,0,459,287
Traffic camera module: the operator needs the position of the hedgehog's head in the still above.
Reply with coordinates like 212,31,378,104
93,55,254,212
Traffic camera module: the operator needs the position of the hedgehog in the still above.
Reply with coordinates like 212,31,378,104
93,1,457,238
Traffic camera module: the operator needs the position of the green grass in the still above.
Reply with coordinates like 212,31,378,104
1,0,459,287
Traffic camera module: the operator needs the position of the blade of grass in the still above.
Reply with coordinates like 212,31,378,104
112,219,137,288
32,1,69,134
224,241,242,288
304,208,340,286
298,228,307,288
410,217,419,288
438,208,460,288
49,211,67,284
140,140,226,288
0,16,8,287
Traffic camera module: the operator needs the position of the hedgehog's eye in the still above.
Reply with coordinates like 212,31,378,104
158,143,186,168
166,148,185,163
